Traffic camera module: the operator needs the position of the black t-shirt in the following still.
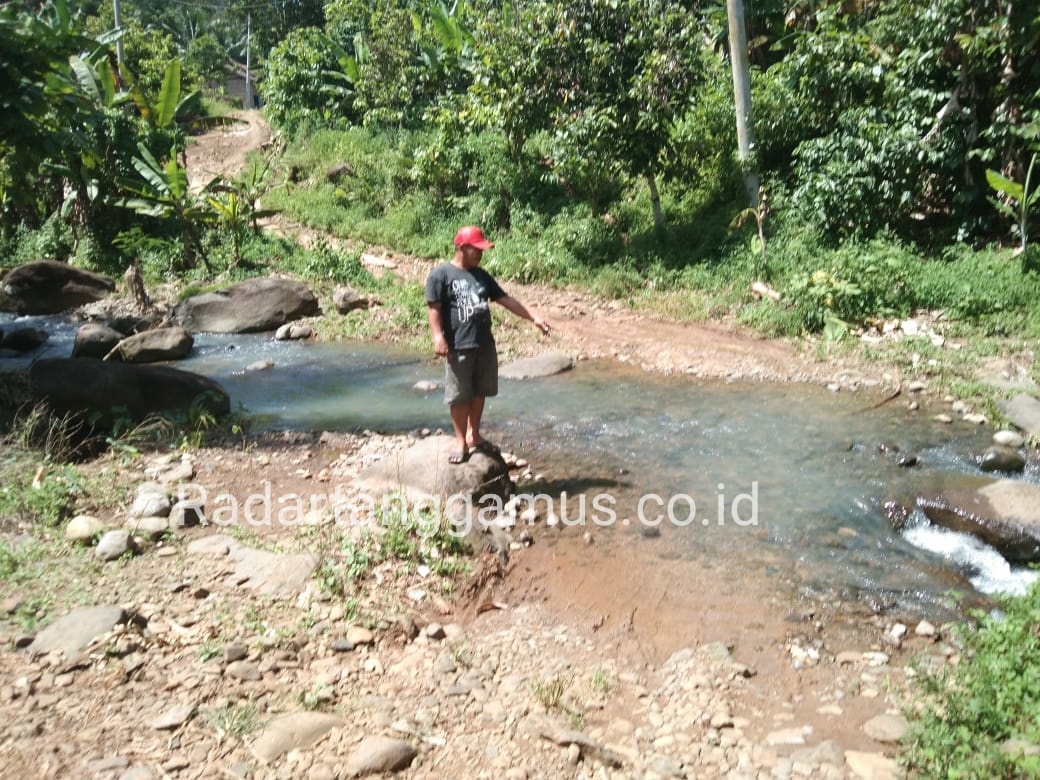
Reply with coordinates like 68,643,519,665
425,263,506,350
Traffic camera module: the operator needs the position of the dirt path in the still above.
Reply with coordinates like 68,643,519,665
186,112,891,393
184,110,273,193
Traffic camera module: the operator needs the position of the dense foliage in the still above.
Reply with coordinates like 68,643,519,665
4,0,1038,294
902,582,1040,778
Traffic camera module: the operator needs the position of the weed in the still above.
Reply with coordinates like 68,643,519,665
589,666,613,696
200,700,264,739
531,672,573,712
299,681,336,710
198,639,223,662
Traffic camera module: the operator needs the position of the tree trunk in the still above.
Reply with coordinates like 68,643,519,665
727,0,759,208
646,172,665,233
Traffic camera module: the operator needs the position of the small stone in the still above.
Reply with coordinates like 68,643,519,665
566,743,581,764
87,757,130,774
342,736,417,776
933,414,953,423
225,661,262,681
346,626,374,645
125,516,169,540
250,712,342,764
151,704,195,730
993,430,1025,448
129,483,171,519
845,750,900,779
331,639,355,653
224,643,249,662
862,713,909,743
95,530,133,561
66,515,105,544
915,620,937,637
766,727,809,746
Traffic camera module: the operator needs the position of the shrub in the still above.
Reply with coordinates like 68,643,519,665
902,582,1040,778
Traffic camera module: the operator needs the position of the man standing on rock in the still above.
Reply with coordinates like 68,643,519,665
426,225,551,464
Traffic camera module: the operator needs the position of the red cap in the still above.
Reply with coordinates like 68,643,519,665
454,225,494,250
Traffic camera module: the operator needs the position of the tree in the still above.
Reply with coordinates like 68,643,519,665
727,0,758,208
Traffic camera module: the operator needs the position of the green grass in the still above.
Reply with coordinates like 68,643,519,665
902,581,1040,778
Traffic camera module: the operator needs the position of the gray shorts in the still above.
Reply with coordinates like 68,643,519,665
444,342,499,405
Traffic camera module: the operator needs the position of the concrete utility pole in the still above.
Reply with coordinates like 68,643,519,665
244,13,253,109
113,0,124,64
727,0,759,207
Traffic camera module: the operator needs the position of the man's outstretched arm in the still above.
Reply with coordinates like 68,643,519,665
496,295,550,336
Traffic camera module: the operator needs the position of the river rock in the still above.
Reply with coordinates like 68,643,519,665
342,736,416,776
844,750,900,780
228,544,318,597
27,604,126,657
173,278,320,333
356,433,512,507
250,712,342,764
977,445,1025,473
997,394,1040,438
113,327,194,363
72,323,124,359
499,352,574,379
66,514,105,544
130,483,172,518
30,358,230,429
125,516,170,540
913,475,1040,562
96,529,133,561
150,704,195,731
333,286,372,314
274,323,312,340
0,260,115,314
1,327,48,353
862,713,909,743
993,430,1026,448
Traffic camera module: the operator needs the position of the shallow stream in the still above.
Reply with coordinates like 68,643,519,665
6,315,1038,615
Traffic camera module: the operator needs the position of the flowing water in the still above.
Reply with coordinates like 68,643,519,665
5,314,1038,614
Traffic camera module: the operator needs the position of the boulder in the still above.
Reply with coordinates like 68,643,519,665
30,358,230,430
1,327,49,353
908,475,1040,562
113,326,194,363
357,433,512,507
0,261,115,314
499,352,574,379
173,278,319,333
72,323,124,359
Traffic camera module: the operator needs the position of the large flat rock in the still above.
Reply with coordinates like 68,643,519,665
356,434,511,505
914,476,1040,562
499,352,574,379
173,278,319,333
27,605,126,658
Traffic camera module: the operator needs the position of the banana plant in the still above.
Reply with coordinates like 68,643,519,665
204,188,247,268
116,144,213,270
987,153,1038,254
986,120,1040,257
